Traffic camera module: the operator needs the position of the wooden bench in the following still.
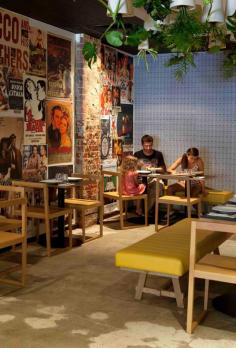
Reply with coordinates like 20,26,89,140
115,218,230,307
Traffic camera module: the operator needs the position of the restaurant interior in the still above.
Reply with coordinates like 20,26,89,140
0,0,236,347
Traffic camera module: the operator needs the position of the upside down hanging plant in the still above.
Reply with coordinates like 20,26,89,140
82,0,236,79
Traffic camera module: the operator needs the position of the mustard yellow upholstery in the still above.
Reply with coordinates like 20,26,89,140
201,190,233,204
115,219,228,277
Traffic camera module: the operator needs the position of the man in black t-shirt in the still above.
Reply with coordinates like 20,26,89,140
134,134,166,214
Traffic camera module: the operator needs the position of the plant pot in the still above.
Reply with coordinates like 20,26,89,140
226,0,236,17
138,39,149,50
144,15,157,31
170,0,196,11
202,0,224,23
108,0,133,16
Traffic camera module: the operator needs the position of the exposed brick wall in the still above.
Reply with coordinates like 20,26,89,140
75,34,101,178
74,35,101,226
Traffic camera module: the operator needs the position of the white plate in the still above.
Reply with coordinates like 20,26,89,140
68,177,82,181
137,170,151,175
40,179,62,184
212,205,236,215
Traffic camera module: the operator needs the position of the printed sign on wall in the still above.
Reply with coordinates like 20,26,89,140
47,34,72,98
29,26,47,77
0,117,23,180
24,74,46,144
46,100,72,164
22,144,47,181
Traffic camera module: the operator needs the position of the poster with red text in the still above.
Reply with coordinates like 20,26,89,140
24,74,46,144
47,34,72,98
0,8,29,115
46,100,72,164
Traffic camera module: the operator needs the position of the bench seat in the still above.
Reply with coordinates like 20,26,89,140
201,190,233,205
115,218,230,307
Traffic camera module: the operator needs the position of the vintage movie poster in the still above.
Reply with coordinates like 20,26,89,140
8,77,23,110
22,144,47,181
0,65,23,113
46,100,72,164
112,86,120,107
112,138,123,157
117,104,133,145
24,74,46,144
29,26,47,77
0,117,23,180
0,9,29,115
48,165,73,179
104,46,117,85
101,116,112,160
100,85,112,115
0,65,10,111
0,9,29,72
47,34,72,98
116,53,133,104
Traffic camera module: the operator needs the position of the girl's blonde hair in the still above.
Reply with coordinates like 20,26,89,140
121,155,138,173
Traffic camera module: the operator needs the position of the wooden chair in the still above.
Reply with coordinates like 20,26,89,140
155,174,202,231
102,170,148,229
0,185,27,287
65,174,103,243
186,219,236,334
12,180,72,257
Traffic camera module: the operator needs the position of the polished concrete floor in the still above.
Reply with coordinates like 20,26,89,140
0,221,236,348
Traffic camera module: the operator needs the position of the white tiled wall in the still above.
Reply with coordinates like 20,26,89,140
134,52,236,192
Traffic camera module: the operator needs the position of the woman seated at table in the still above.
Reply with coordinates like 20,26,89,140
167,147,205,197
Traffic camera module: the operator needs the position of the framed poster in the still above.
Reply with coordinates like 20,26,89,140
46,100,72,164
47,34,72,98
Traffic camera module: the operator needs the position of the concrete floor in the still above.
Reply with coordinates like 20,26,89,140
0,221,236,348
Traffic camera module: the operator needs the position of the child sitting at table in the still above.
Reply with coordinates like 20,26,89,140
121,155,146,216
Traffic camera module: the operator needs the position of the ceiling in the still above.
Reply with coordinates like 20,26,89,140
0,0,143,54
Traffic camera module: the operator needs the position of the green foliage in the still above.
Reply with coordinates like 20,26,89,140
163,7,206,78
164,8,206,53
82,42,97,68
81,0,236,80
165,52,196,80
137,48,158,70
132,0,146,7
125,27,149,46
140,0,171,21
105,31,124,46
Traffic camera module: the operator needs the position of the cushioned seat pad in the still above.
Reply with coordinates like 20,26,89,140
115,219,228,277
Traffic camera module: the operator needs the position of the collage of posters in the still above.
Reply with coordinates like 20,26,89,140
0,7,73,181
100,45,134,167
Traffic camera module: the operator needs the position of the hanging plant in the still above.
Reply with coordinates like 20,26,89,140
223,11,236,78
163,7,207,79
133,0,171,21
81,0,236,80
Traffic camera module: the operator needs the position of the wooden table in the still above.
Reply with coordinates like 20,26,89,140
200,216,236,317
40,179,81,247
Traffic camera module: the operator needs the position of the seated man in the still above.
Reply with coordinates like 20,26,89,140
134,134,166,215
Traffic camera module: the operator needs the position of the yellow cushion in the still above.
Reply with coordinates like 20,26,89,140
115,219,228,277
202,190,233,204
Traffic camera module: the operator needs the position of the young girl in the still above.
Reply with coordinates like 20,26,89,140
121,155,146,215
167,147,205,197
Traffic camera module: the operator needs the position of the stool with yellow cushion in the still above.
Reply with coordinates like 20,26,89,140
116,218,229,308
